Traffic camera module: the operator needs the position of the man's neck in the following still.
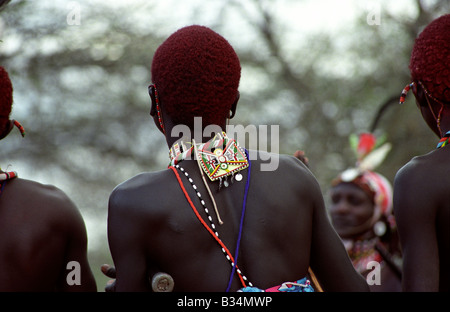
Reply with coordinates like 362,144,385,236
165,126,226,148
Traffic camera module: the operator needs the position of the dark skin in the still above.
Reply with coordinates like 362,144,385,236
329,183,375,240
0,177,97,291
393,81,450,291
329,183,401,292
106,92,369,292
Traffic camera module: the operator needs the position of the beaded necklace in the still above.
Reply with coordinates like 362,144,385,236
0,169,18,197
169,132,249,188
169,132,249,224
0,120,24,197
169,162,253,290
168,132,253,291
347,237,383,274
437,130,450,149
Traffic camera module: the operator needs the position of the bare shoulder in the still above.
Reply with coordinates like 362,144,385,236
3,178,86,236
251,150,313,175
394,150,441,197
251,150,320,191
394,151,440,219
109,169,173,208
395,154,427,192
395,154,430,184
107,168,179,227
107,168,180,252
247,151,323,214
8,178,78,214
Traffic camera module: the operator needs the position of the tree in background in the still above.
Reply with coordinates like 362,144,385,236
0,0,448,288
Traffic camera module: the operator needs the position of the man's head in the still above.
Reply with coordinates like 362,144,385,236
409,14,450,105
0,67,25,140
329,181,375,239
330,132,393,238
330,170,393,238
0,66,14,139
150,25,241,131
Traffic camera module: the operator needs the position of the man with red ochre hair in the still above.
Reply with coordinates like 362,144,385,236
394,14,450,292
106,25,368,292
0,66,96,291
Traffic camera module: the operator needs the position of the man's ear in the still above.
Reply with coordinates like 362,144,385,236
149,85,157,117
148,84,165,133
229,91,239,119
0,120,14,140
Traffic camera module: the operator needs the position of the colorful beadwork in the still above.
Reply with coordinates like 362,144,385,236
226,148,251,292
169,165,253,289
0,168,18,197
169,141,193,167
169,132,249,186
399,82,414,104
239,277,314,292
168,132,253,291
347,237,383,275
0,170,17,181
399,81,446,136
196,132,248,182
13,120,25,137
148,84,165,134
176,165,220,236
437,130,450,149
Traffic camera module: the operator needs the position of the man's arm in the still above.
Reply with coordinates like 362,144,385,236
284,156,368,291
394,164,439,291
54,190,97,292
305,170,369,291
107,187,152,291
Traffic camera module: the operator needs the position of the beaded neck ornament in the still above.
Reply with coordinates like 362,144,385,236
169,131,249,188
170,161,253,291
169,131,249,225
0,120,25,197
347,237,383,274
0,168,18,195
168,133,252,291
437,131,450,149
0,169,17,181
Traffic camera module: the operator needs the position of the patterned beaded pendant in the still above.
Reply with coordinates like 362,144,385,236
196,132,248,182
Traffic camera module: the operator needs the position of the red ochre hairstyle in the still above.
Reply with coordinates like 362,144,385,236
151,25,241,128
409,14,450,104
0,66,13,134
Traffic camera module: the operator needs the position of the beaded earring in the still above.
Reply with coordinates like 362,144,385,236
148,84,165,134
419,81,445,137
399,81,446,137
13,120,25,137
399,82,414,105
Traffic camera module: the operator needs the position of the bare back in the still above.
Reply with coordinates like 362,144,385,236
108,152,368,291
394,147,450,291
0,178,96,291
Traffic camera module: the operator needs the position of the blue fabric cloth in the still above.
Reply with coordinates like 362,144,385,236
238,277,315,292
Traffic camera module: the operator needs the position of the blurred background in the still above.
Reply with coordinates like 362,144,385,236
0,0,448,290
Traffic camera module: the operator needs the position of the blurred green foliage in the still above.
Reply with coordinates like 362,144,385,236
0,0,448,290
